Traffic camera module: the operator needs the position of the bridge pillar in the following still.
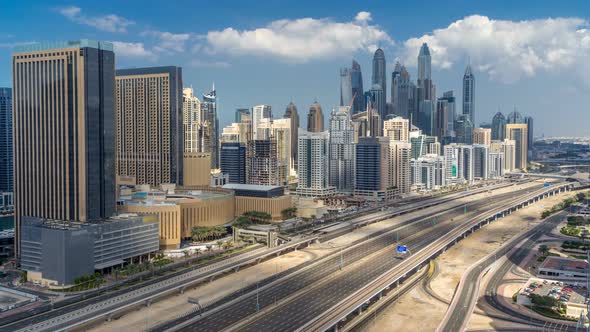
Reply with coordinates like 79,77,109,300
276,252,281,257
209,275,215,283
234,266,240,273
145,299,152,307
358,307,363,315
180,286,186,294
106,314,113,322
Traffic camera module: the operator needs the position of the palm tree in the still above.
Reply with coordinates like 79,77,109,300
216,240,224,250
538,244,549,257
195,248,202,257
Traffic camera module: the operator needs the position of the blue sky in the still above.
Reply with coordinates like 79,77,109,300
1,0,589,136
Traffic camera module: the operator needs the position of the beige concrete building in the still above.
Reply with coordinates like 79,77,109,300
389,141,412,194
115,66,183,187
506,124,528,170
383,116,410,142
473,127,492,146
234,196,292,220
183,87,201,153
491,139,516,172
183,153,211,186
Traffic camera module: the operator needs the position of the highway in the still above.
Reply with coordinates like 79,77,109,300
2,182,512,332
438,210,573,331
160,183,547,332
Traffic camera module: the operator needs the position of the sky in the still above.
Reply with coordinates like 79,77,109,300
1,0,589,137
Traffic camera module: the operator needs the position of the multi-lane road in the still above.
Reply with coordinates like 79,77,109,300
160,182,552,332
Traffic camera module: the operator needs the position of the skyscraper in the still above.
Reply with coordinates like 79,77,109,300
372,48,387,117
418,100,435,136
524,116,534,156
183,87,201,153
297,129,334,197
391,63,412,119
473,128,492,146
434,91,456,143
252,105,272,139
369,84,386,122
355,137,392,201
201,88,219,168
0,88,12,193
472,144,489,179
507,110,524,124
455,114,474,145
12,40,116,255
462,63,475,124
340,67,353,107
284,102,299,171
383,116,410,142
491,112,506,140
328,107,355,193
307,101,324,132
116,66,184,186
248,139,279,186
506,123,528,170
389,141,411,194
417,43,433,102
351,60,364,115
220,142,247,184
235,108,250,123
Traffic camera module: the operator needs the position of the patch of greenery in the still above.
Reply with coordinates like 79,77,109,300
561,226,581,237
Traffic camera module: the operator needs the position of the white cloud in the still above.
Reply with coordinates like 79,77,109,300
401,15,590,83
142,30,192,53
58,6,134,33
204,12,392,62
189,59,232,68
112,41,157,60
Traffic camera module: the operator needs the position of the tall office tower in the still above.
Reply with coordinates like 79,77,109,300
307,101,324,133
252,105,272,139
524,116,534,156
328,107,355,193
371,48,387,119
443,144,461,185
460,145,474,182
383,116,410,142
116,66,183,186
491,112,506,140
257,118,292,186
0,88,12,192
221,122,251,144
391,63,412,119
455,114,474,145
488,152,504,178
220,142,247,184
473,128,492,146
340,67,353,107
297,129,334,197
410,134,439,159
417,43,433,102
201,88,219,168
351,107,381,140
351,60,364,115
490,139,516,173
418,100,434,136
248,139,279,186
506,109,524,124
235,108,250,123
284,102,299,170
472,144,489,179
389,141,412,194
462,63,475,124
410,155,444,191
355,137,392,201
391,62,401,106
368,84,386,121
434,91,456,144
183,87,201,153
12,40,116,255
506,123,528,170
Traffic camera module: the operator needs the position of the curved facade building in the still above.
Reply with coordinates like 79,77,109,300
307,101,324,133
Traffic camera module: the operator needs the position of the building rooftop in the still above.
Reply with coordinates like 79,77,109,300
13,39,113,53
119,189,229,206
222,183,282,192
539,256,589,273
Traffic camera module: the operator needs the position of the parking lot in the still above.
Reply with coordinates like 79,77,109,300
519,277,588,306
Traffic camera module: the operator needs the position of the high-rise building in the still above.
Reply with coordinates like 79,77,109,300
417,43,433,101
507,110,524,124
297,129,334,197
434,91,456,143
284,102,299,170
460,145,474,182
183,87,201,153
351,60,364,115
340,67,353,107
252,105,272,139
443,144,461,185
368,84,386,122
472,144,489,179
220,122,251,144
307,101,324,132
418,100,434,136
411,154,444,191
220,142,247,184
473,128,492,146
116,66,183,186
235,108,250,123
455,114,474,145
201,88,219,168
488,152,504,178
524,116,534,156
490,139,516,173
355,137,393,201
12,40,116,255
390,63,412,119
462,63,475,124
372,48,387,118
248,139,279,186
506,123,528,170
328,107,355,193
491,112,506,140
410,134,439,159
383,116,410,142
0,88,12,193
389,141,412,194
